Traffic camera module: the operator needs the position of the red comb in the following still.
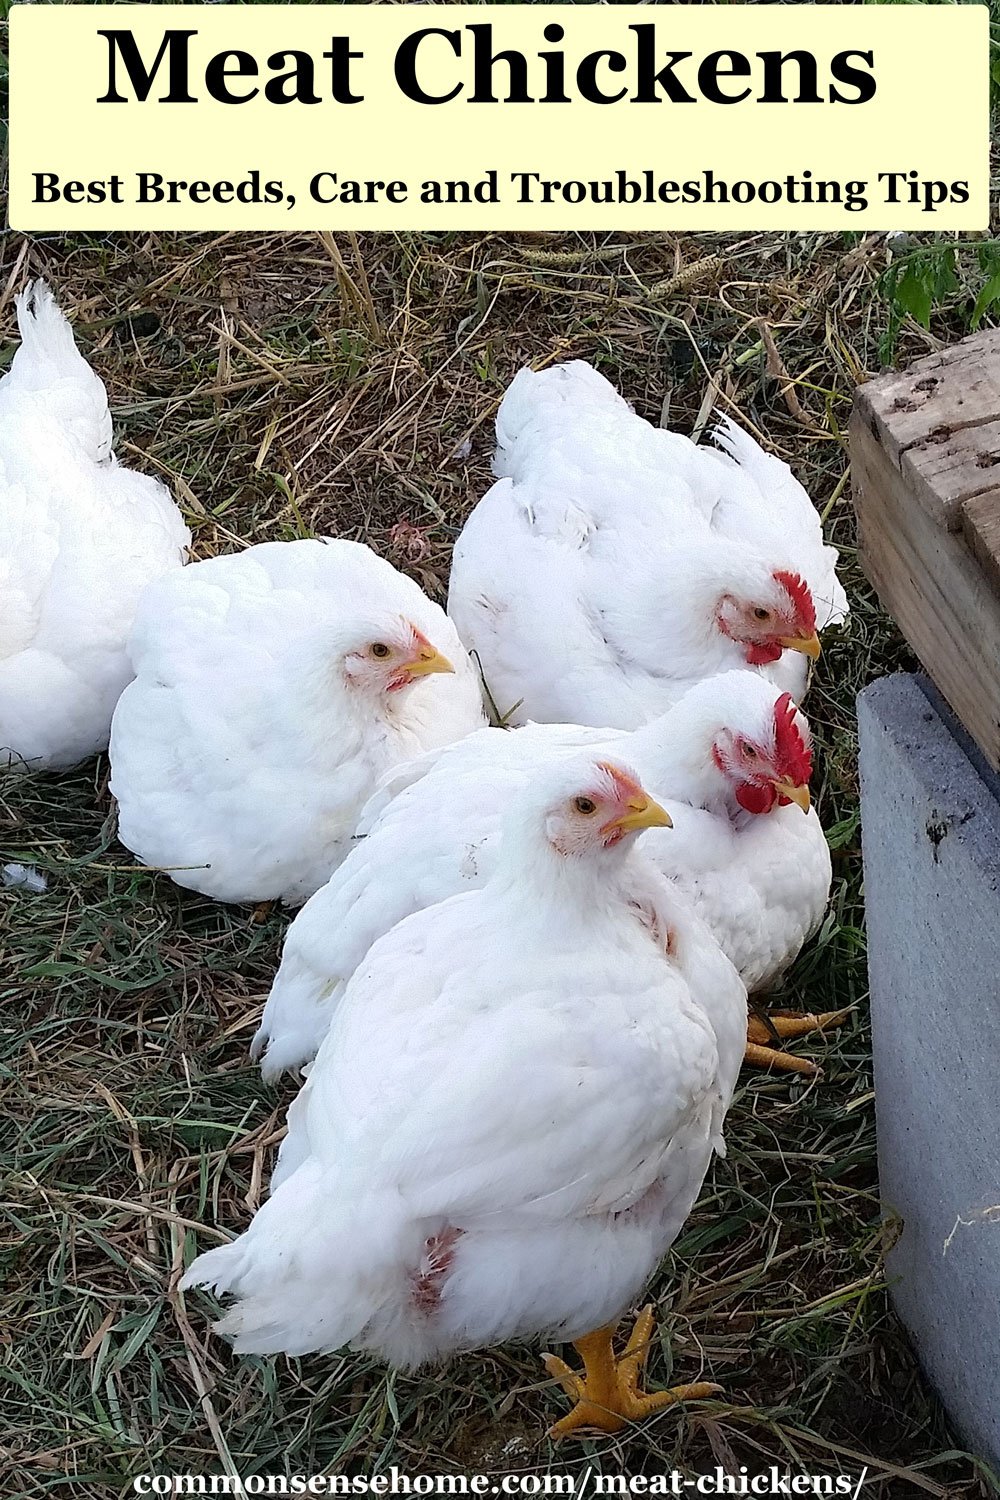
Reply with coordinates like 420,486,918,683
597,760,645,800
773,570,817,633
773,693,812,784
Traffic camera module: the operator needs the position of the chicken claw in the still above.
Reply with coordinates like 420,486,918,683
543,1305,720,1439
744,1007,852,1075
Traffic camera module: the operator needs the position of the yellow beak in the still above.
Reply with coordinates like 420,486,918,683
772,777,811,813
406,647,454,678
608,794,673,834
779,631,822,661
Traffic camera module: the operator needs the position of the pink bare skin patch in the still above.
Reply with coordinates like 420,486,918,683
411,1226,462,1313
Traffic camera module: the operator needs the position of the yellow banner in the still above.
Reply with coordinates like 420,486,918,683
8,4,990,231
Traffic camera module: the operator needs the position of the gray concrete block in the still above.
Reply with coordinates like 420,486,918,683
858,673,1000,1467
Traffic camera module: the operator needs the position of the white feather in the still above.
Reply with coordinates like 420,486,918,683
253,671,829,1078
185,756,747,1368
0,281,190,771
2,863,48,893
110,538,486,905
449,360,846,729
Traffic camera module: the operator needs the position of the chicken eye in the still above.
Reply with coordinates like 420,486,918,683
741,742,758,761
753,607,771,622
370,643,391,659
574,796,598,816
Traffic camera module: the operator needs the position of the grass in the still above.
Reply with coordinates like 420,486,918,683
2,226,999,1497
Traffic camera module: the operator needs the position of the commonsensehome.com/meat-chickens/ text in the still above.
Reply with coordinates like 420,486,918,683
130,1466,868,1498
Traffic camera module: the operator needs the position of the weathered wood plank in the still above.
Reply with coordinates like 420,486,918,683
901,417,1000,531
858,328,1000,538
961,490,1000,596
851,406,1000,769
862,326,1000,465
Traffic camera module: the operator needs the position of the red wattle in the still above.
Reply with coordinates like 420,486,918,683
745,641,783,666
736,781,777,815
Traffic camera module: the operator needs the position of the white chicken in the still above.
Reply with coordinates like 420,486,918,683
448,359,846,729
109,538,485,905
252,671,836,1081
184,755,747,1438
0,281,190,770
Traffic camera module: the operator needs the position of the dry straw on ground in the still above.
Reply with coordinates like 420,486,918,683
1,229,995,1497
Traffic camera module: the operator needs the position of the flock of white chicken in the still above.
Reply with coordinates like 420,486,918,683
3,282,849,1439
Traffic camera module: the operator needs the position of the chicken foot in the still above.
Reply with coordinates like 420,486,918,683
543,1304,720,1439
744,1006,852,1076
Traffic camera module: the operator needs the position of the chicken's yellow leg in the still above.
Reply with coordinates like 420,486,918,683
543,1305,720,1440
744,1007,852,1076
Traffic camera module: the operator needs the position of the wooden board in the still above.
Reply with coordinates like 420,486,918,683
961,491,1000,597
852,327,1000,770
901,416,1000,532
861,326,1000,463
